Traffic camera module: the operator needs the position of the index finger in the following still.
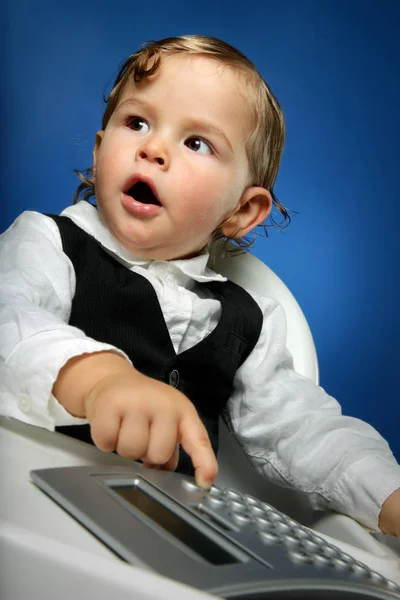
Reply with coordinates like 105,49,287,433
178,413,218,490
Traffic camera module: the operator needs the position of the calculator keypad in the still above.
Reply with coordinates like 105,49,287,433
192,483,400,594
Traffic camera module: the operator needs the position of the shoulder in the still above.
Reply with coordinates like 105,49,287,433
222,278,284,325
208,244,283,319
0,211,75,291
1,210,63,248
243,285,282,315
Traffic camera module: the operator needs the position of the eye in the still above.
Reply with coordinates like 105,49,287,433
128,117,149,133
185,137,212,155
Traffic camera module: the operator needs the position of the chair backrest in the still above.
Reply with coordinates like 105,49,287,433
210,247,319,522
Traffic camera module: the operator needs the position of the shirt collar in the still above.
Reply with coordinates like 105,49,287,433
61,201,227,284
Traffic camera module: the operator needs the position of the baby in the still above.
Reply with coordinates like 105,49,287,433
1,35,399,537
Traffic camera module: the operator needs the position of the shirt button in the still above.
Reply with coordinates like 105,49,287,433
169,370,180,388
18,393,31,412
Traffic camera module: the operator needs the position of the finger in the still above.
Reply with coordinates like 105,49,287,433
143,446,179,472
143,445,179,471
115,413,150,460
90,408,121,452
160,444,179,472
142,416,178,466
179,413,218,489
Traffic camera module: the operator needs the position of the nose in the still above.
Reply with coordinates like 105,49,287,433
136,136,169,169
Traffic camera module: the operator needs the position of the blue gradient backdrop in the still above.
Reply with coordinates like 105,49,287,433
3,1,399,458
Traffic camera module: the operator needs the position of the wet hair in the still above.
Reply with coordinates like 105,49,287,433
74,35,291,252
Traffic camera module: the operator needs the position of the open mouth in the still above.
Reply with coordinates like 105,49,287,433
126,181,161,206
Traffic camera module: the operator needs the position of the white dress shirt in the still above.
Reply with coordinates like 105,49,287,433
1,201,399,529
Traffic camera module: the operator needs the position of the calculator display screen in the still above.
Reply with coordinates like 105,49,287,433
111,483,241,565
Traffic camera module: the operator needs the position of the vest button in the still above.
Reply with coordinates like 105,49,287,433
169,369,180,388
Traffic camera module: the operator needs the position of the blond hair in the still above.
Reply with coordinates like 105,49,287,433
74,35,290,251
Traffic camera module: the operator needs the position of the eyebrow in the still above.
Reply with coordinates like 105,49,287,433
115,97,233,152
183,117,233,152
115,97,152,114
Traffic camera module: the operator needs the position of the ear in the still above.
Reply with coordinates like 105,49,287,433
222,186,272,239
92,131,104,183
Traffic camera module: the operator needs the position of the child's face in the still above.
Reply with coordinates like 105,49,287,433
93,55,269,260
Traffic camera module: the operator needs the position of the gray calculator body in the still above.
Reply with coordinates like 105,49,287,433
30,464,400,599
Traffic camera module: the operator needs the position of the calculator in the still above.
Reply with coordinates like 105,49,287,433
30,464,400,599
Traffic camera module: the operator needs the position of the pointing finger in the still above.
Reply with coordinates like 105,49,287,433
179,413,218,489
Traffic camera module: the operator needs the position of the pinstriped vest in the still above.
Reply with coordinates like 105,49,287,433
50,215,263,475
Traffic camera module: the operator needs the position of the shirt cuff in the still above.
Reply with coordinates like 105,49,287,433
331,456,400,530
48,393,89,426
3,338,131,430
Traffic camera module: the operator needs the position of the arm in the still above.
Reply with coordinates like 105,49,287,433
0,212,217,486
53,349,217,487
225,294,400,530
0,211,128,428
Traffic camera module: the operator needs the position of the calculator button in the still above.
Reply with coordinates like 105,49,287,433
386,581,400,592
312,554,332,568
250,504,265,517
282,534,301,549
288,550,313,565
301,539,319,553
293,527,311,539
205,496,225,508
275,521,291,534
259,531,282,545
229,500,246,512
182,480,201,491
332,557,350,571
226,489,241,500
321,545,340,558
231,512,252,526
255,517,273,530
209,486,223,497
266,511,283,522
337,552,354,564
368,572,386,585
244,495,261,506
259,502,274,511
350,563,370,579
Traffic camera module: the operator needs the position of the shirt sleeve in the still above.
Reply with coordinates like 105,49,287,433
225,293,400,529
0,211,130,429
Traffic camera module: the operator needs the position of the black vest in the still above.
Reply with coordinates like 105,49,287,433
50,214,263,474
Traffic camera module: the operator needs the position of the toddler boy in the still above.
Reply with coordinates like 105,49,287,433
1,35,399,537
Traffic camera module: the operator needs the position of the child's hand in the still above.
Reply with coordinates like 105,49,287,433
84,368,218,489
378,487,400,537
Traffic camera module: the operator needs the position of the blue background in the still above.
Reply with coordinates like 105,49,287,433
3,1,399,459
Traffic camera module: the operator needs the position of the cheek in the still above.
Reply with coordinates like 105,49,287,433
176,169,237,222
179,186,221,228
96,147,123,179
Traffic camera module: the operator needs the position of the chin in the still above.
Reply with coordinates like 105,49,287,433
112,224,204,261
